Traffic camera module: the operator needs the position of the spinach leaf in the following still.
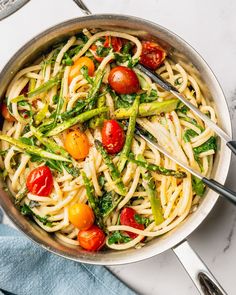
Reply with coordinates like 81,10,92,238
115,93,136,108
183,129,198,142
193,136,217,155
192,176,205,196
134,214,151,227
99,191,122,217
21,204,52,227
140,89,158,103
108,231,132,245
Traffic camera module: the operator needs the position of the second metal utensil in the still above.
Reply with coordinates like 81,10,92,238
135,126,236,205
136,63,236,156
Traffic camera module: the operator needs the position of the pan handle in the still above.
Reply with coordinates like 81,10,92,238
72,0,92,15
173,240,227,295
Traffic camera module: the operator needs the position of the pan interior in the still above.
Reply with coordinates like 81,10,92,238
0,14,232,265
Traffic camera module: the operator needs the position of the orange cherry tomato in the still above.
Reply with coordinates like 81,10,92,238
64,130,90,160
1,103,16,122
68,56,95,84
69,203,95,230
78,225,106,251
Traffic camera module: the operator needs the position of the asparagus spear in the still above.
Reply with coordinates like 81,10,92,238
114,98,178,119
138,155,164,225
46,107,108,136
89,95,107,129
94,140,127,196
118,96,140,172
81,171,106,231
27,78,59,98
30,126,69,158
127,155,187,178
0,135,71,162
87,70,104,108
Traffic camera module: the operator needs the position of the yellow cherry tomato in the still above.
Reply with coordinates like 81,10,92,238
68,56,95,84
65,130,90,160
69,203,95,230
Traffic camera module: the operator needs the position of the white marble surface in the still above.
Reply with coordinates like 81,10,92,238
1,0,236,294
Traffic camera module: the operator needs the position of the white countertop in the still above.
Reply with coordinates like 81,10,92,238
1,0,236,294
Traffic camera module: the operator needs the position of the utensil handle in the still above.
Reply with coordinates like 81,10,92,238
173,240,226,295
226,141,236,156
202,177,236,205
72,0,92,15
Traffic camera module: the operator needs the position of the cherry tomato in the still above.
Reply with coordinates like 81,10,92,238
108,66,140,94
102,120,125,154
68,56,95,84
1,103,16,122
139,41,166,70
104,36,122,52
26,166,53,196
78,225,106,251
120,207,144,239
69,203,95,230
64,130,90,160
90,36,122,62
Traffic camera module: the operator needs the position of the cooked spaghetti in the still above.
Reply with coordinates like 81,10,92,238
0,29,217,251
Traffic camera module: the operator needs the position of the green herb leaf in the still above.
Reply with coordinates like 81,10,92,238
134,214,151,227
99,191,122,217
62,52,74,66
183,129,198,142
21,204,53,227
193,136,217,155
192,176,205,196
108,231,132,245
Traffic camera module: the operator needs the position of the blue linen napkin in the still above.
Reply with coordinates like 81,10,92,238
0,209,136,295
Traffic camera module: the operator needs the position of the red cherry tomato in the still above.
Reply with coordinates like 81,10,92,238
26,166,53,196
78,225,106,251
108,66,140,94
104,36,122,52
139,41,166,70
102,120,125,154
120,207,144,239
90,36,122,62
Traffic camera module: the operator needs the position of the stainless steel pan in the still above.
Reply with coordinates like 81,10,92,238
0,1,232,294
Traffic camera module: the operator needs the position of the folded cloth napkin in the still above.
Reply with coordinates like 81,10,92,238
0,211,136,295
